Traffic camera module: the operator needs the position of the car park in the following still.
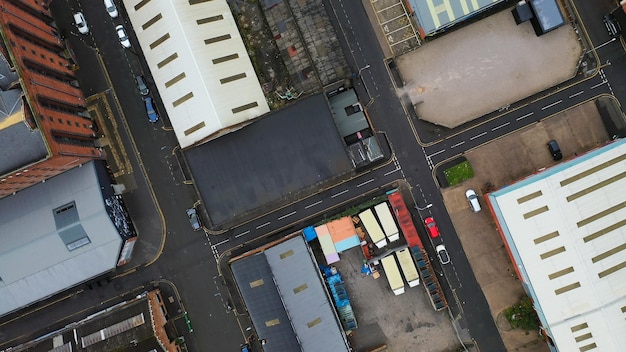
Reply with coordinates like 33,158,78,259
465,189,481,213
104,0,118,18
144,97,158,123
136,75,149,96
73,12,89,34
115,25,131,48
186,208,202,231
547,140,562,161
424,216,440,238
436,245,450,265
603,14,622,38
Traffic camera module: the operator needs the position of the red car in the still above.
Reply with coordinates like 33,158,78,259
424,216,440,238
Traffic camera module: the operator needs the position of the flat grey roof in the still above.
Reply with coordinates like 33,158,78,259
0,52,47,176
530,0,565,33
329,89,368,138
185,93,352,226
231,235,349,352
0,161,122,317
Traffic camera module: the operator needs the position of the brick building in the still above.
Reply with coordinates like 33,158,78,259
0,0,103,199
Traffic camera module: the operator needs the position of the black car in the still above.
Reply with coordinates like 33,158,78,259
603,14,622,38
547,140,562,161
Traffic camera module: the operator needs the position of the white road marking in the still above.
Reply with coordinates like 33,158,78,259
492,122,510,131
331,189,349,198
357,178,375,187
235,230,250,238
384,168,400,176
590,81,607,90
516,112,533,121
305,200,322,209
470,132,487,140
451,141,465,148
213,238,229,247
278,211,296,220
256,222,270,229
428,149,445,158
541,100,562,110
568,91,584,99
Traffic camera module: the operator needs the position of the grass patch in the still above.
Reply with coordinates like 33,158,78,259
444,160,474,186
504,296,540,332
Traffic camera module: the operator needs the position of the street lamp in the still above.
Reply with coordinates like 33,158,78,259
415,203,433,211
358,64,371,77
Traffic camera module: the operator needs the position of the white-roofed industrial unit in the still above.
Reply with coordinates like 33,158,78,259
123,0,270,148
0,162,124,317
487,139,626,352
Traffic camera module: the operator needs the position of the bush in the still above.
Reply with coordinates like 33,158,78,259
504,296,540,332
443,160,474,186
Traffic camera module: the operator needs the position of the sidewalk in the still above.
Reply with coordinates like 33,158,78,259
87,84,164,268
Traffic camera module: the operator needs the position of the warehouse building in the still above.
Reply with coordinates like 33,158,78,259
123,0,270,148
486,139,626,351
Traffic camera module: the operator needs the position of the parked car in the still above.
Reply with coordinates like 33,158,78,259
136,75,149,96
73,12,89,34
424,216,440,238
240,344,251,352
186,208,202,231
115,25,131,48
465,189,481,213
547,140,562,161
603,14,622,38
436,245,450,265
104,0,118,18
144,97,158,123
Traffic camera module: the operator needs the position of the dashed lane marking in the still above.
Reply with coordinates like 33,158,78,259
331,189,349,198
492,122,510,131
568,91,584,99
278,211,296,220
256,222,270,229
305,200,322,209
516,112,533,121
357,178,375,187
450,141,465,148
235,230,250,238
384,168,400,176
541,100,562,110
470,132,487,140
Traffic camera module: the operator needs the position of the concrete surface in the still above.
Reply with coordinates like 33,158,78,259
440,100,611,352
395,8,582,128
332,246,460,352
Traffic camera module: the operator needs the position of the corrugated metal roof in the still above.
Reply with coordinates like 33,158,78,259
0,161,122,317
488,139,626,351
230,252,300,352
231,236,349,352
123,0,270,148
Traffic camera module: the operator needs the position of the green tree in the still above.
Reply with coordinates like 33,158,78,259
504,296,540,331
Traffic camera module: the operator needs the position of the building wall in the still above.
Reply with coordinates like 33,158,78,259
0,0,104,198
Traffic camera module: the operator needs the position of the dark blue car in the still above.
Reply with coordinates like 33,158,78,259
144,96,158,123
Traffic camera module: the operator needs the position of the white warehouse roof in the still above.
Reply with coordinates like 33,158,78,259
123,0,270,148
488,139,626,352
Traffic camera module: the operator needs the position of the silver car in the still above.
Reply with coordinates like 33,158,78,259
186,208,202,231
